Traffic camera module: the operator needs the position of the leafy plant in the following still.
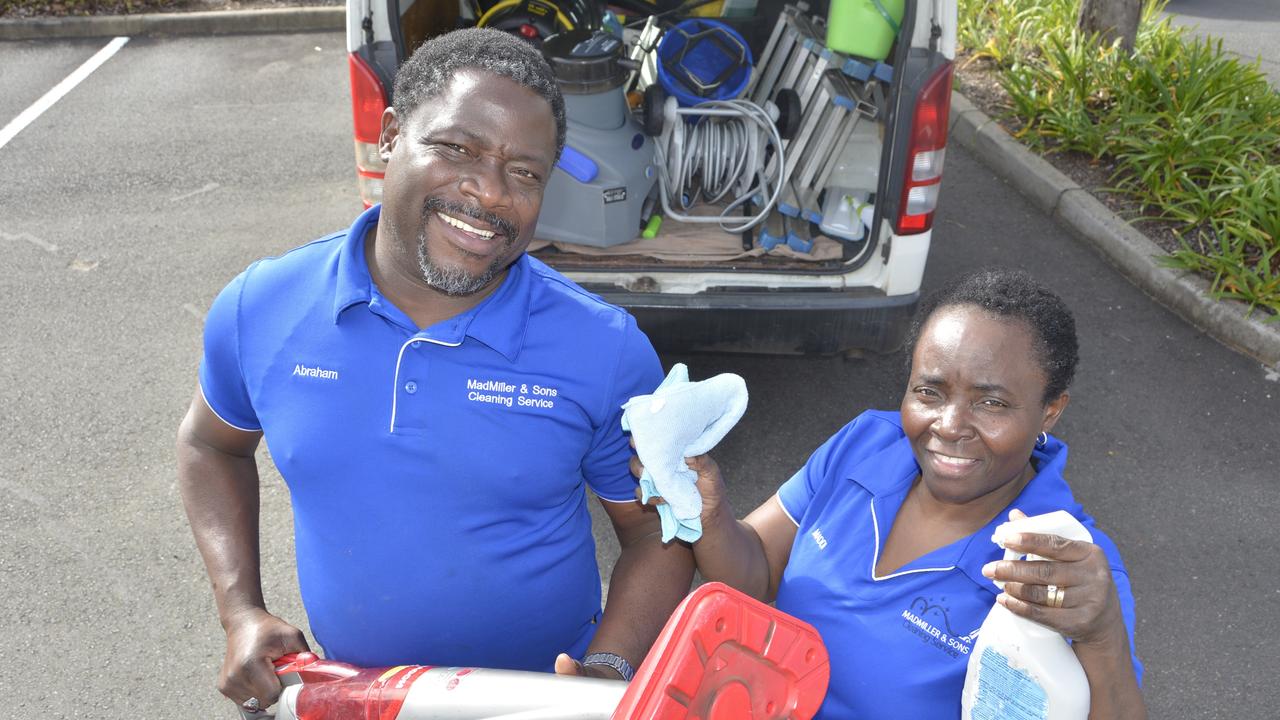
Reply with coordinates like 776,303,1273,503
958,0,1280,317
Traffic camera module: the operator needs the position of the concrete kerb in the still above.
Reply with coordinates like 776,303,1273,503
949,90,1280,369
0,6,343,41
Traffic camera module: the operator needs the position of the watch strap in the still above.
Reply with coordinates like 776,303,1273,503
581,651,635,682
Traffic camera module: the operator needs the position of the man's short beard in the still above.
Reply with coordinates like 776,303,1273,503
416,237,505,297
416,198,519,297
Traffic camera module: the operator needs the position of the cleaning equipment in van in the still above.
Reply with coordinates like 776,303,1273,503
750,6,894,123
960,510,1094,720
655,19,752,107
536,30,657,247
475,0,599,45
778,69,880,225
825,0,904,61
816,121,882,243
624,15,663,95
750,7,893,110
651,94,787,233
745,3,887,245
621,363,748,543
748,4,822,106
238,581,831,720
818,189,874,242
784,213,815,253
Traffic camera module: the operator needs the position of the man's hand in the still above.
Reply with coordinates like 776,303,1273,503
553,652,627,680
218,608,310,709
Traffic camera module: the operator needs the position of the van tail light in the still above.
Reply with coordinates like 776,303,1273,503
349,52,389,208
896,61,953,235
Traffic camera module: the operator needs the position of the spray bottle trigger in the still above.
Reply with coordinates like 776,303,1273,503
990,510,1094,589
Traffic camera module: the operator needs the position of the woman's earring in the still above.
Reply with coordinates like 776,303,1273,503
1036,432,1048,448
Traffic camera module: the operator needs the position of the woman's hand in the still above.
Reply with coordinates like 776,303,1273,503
629,445,731,526
980,509,1125,648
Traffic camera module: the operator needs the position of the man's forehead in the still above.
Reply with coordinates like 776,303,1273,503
422,69,549,114
407,70,555,149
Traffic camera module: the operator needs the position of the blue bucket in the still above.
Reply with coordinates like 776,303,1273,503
656,19,753,107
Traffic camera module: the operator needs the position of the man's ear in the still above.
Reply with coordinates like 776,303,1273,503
1041,391,1070,434
378,107,399,162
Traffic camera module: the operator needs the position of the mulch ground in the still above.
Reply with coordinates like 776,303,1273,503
953,53,1187,257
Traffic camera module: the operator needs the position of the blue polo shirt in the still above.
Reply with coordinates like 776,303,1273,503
198,205,663,671
775,410,1142,719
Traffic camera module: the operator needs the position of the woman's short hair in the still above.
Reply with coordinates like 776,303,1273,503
904,268,1079,404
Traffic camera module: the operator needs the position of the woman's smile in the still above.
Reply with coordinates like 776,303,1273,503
926,449,981,472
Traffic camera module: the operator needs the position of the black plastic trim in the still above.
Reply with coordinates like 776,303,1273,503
586,287,920,355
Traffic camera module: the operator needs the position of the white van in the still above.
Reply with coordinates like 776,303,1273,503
344,0,956,355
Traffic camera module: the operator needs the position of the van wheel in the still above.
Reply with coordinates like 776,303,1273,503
774,88,802,141
644,84,666,137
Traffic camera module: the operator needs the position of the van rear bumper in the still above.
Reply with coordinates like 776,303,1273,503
589,287,920,356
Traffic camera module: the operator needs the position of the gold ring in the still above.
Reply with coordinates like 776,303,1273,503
1046,584,1065,608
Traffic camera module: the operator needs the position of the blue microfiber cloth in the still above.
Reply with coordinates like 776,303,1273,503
621,363,748,543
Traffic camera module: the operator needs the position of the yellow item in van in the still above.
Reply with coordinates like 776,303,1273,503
688,0,725,17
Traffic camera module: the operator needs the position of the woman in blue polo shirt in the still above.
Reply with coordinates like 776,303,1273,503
675,269,1146,718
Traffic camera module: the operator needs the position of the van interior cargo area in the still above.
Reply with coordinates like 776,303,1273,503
529,213,851,271
388,0,907,275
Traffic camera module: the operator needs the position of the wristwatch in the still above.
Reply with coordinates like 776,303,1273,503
581,651,635,682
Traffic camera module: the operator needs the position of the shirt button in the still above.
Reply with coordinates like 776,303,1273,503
404,381,418,394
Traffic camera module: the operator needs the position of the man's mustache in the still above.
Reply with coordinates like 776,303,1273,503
423,197,519,240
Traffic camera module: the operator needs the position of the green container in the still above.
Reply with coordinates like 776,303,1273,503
826,0,905,61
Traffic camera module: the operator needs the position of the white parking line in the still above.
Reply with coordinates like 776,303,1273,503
170,182,221,202
0,36,129,151
0,228,59,253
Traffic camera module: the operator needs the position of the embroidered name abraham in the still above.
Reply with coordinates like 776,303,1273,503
293,363,339,380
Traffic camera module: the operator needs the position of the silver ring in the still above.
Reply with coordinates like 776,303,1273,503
242,697,261,712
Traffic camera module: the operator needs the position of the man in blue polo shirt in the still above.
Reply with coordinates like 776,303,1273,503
176,28,693,714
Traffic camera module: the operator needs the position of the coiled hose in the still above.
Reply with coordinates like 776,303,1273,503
653,97,786,234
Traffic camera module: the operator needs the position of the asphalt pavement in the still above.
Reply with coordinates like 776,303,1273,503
0,25,1277,720
1166,0,1280,87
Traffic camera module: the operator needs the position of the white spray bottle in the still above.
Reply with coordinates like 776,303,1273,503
961,510,1093,720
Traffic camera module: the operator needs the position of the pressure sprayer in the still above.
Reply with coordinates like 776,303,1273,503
237,581,830,720
961,510,1094,720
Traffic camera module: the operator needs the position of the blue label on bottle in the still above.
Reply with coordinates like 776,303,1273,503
970,648,1048,720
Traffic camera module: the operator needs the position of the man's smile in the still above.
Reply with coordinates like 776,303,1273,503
437,211,496,239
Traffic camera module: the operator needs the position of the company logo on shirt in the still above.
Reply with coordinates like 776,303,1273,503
465,378,559,410
293,363,339,380
810,528,829,550
900,596,979,659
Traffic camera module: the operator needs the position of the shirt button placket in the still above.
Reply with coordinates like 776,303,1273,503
392,338,431,433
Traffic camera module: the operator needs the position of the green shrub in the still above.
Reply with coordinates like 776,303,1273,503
0,0,185,18
959,0,1280,318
